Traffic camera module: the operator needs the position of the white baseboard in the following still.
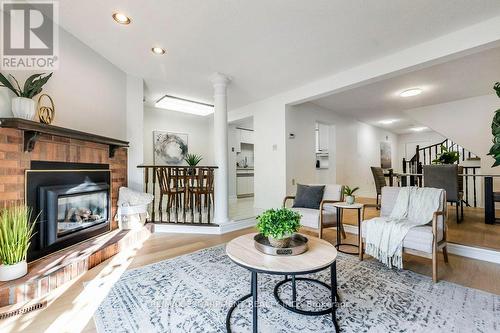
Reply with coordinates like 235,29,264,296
220,218,257,234
153,218,257,235
153,223,221,234
342,224,500,264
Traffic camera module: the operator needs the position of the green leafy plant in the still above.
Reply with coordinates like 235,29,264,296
0,206,36,265
343,186,359,197
0,72,52,98
488,82,500,167
432,145,459,164
256,208,301,239
184,153,203,166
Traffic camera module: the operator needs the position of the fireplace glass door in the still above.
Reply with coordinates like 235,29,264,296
57,190,108,236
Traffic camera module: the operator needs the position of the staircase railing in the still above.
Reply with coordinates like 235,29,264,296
401,138,481,207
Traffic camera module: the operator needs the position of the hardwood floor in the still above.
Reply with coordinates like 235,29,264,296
2,225,499,333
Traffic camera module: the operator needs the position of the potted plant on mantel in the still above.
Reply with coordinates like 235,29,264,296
0,72,52,120
256,208,301,248
0,206,36,281
343,185,359,205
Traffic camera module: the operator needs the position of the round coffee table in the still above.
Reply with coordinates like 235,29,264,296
225,233,339,333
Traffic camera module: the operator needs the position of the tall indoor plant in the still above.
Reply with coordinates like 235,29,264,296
256,208,301,248
0,72,52,120
0,206,36,281
488,82,500,167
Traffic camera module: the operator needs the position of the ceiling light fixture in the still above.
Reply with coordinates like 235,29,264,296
112,12,131,25
400,88,423,97
151,47,166,55
378,119,397,125
155,95,214,116
410,126,428,132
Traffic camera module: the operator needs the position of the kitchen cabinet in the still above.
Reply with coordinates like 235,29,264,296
236,169,254,197
239,129,254,144
316,123,329,153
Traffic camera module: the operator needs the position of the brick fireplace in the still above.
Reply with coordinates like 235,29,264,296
0,119,139,308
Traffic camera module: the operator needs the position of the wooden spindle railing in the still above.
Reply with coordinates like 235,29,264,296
137,165,218,224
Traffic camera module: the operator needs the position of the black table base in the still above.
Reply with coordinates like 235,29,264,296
335,206,362,255
226,262,339,333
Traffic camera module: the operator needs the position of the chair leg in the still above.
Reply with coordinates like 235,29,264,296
456,202,460,224
376,194,380,210
359,239,364,261
340,223,347,239
158,193,163,222
442,246,449,263
432,248,438,282
460,199,464,221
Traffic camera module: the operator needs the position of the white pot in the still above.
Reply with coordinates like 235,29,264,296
346,196,355,205
11,97,36,120
0,261,28,281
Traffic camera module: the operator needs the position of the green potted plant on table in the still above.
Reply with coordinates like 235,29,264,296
0,206,36,281
0,72,52,120
343,185,359,205
432,145,460,164
184,153,203,175
256,208,301,248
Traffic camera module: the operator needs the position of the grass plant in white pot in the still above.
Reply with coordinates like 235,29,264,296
256,208,301,248
0,206,36,281
0,72,52,120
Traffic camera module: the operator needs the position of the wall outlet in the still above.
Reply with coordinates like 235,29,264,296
292,178,296,185
272,144,277,151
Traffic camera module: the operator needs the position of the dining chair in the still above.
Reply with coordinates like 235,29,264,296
156,167,187,221
423,165,464,223
370,167,387,209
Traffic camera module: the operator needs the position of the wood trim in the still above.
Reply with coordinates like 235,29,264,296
0,118,129,157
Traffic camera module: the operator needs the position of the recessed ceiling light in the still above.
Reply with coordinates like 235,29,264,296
112,12,131,25
151,47,166,55
400,88,423,97
410,126,428,132
155,95,214,116
379,119,397,125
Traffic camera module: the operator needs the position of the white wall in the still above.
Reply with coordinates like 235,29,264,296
126,75,144,191
0,27,127,140
143,106,214,165
228,18,500,210
286,102,398,198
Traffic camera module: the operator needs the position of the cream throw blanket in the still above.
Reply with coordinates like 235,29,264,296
365,187,442,269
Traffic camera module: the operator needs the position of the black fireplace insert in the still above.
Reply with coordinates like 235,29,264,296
26,161,111,261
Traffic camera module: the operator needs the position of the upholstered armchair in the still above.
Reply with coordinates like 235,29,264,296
359,186,448,282
283,184,344,239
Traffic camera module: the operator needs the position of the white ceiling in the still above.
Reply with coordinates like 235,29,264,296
312,45,500,134
56,1,500,110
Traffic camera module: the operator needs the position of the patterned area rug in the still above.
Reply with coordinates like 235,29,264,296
94,246,499,332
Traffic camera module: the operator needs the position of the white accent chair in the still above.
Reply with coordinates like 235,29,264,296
359,186,449,282
283,184,344,239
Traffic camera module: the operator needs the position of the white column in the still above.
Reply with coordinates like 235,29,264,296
211,72,231,224
126,75,144,191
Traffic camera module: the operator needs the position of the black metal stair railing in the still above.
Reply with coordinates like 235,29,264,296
401,138,480,207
